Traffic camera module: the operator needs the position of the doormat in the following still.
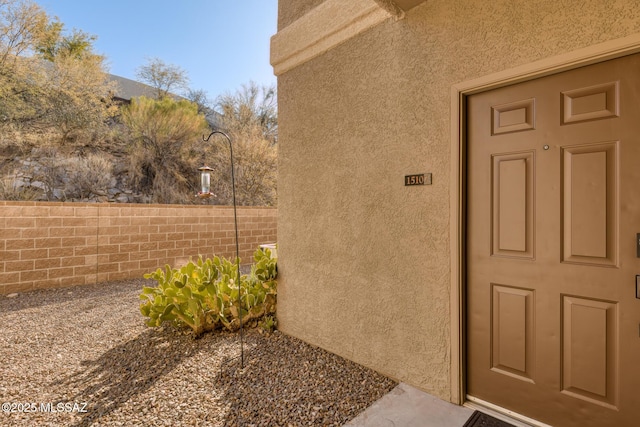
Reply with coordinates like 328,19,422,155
463,410,516,427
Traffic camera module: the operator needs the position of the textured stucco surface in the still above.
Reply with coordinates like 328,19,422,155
274,0,640,400
278,0,326,30
271,0,390,76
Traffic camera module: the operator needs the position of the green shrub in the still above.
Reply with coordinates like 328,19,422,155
140,247,277,337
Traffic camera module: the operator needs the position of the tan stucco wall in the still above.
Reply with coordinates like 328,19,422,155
274,0,640,401
277,0,325,29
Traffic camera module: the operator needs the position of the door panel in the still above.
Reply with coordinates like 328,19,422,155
466,53,640,427
491,284,535,381
562,142,618,266
561,295,618,408
492,152,535,258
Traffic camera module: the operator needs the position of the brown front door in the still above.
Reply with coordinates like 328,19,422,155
466,53,640,427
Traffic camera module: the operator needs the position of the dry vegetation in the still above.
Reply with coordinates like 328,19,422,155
0,0,277,206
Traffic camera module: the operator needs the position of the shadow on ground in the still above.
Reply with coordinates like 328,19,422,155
51,328,197,427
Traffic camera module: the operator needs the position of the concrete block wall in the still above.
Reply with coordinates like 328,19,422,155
0,201,277,295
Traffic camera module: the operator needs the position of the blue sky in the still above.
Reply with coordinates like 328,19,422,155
38,0,277,101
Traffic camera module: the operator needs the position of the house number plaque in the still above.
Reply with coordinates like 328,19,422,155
405,173,432,186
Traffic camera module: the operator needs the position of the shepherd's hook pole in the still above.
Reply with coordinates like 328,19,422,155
203,130,244,368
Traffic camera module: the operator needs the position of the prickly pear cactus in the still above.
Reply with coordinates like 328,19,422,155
140,248,277,337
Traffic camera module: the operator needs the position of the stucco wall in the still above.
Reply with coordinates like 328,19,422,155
277,0,325,29
274,0,640,400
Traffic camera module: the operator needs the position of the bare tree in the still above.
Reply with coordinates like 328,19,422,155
136,57,190,99
185,88,212,116
203,81,278,206
215,81,277,144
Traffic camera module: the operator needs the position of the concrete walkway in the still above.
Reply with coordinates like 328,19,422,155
344,383,475,427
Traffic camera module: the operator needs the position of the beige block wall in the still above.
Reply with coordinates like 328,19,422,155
0,202,277,295
274,0,640,401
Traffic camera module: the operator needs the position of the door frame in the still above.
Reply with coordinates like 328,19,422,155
449,33,640,407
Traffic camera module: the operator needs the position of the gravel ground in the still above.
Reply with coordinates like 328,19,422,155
0,279,397,427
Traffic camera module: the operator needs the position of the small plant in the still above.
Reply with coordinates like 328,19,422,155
65,154,114,200
260,315,277,333
0,176,39,200
140,247,277,337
